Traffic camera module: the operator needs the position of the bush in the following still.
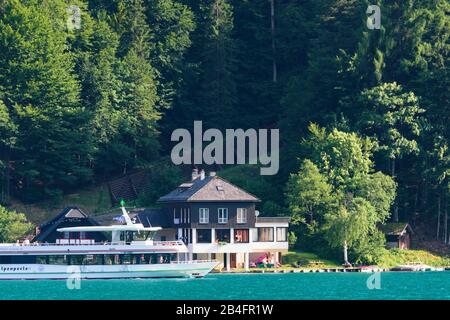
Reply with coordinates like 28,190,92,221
0,205,33,242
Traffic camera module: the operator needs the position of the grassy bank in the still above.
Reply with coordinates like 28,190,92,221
281,249,450,270
9,184,113,224
376,249,450,268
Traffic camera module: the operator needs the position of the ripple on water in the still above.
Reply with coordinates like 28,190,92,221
0,272,449,300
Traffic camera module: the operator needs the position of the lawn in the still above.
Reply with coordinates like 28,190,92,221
376,249,450,268
281,251,341,268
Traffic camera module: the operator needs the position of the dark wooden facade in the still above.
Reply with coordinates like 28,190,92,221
381,222,413,250
162,202,257,229
33,207,107,243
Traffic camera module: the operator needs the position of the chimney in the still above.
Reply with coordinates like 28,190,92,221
191,168,199,181
199,169,205,180
209,171,216,177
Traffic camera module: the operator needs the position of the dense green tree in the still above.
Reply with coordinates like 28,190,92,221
0,0,94,200
287,125,396,264
356,82,425,177
286,159,333,228
0,205,33,242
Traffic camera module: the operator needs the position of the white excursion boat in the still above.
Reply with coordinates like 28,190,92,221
0,205,218,280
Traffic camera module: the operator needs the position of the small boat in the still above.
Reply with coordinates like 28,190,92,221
0,205,219,280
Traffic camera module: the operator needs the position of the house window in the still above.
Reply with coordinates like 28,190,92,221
276,227,288,242
234,229,249,243
197,229,212,243
199,208,209,224
218,208,228,224
257,227,274,242
182,228,192,244
173,208,179,225
64,232,70,239
237,208,248,224
215,229,230,243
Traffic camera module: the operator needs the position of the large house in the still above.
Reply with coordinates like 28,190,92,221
156,169,290,270
33,170,291,270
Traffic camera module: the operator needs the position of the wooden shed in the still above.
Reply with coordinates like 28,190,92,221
380,222,414,250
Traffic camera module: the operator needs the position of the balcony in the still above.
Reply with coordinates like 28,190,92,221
188,241,288,253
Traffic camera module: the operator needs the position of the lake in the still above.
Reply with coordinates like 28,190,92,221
1,272,449,300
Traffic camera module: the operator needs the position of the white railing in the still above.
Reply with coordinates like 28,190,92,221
2,240,186,247
170,259,217,264
153,240,185,246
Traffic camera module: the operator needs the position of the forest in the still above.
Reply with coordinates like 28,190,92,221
0,0,448,263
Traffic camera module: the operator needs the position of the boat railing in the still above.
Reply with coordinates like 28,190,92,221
2,240,186,247
153,240,185,246
170,259,218,264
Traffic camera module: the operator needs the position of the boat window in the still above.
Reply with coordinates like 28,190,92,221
48,255,68,265
0,256,12,264
121,254,132,265
36,256,49,264
103,255,115,265
134,232,148,241
70,255,83,265
157,254,169,264
83,254,103,265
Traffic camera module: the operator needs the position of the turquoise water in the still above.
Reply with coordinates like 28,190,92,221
0,272,449,300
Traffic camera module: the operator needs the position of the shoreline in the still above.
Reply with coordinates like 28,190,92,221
212,266,450,274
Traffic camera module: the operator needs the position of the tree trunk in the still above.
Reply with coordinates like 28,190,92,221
391,158,399,222
269,0,277,83
343,240,349,265
2,148,11,204
391,158,396,178
437,194,441,240
444,206,448,245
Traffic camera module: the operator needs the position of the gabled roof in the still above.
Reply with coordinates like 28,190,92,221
39,207,90,229
380,222,413,236
33,207,97,242
157,175,260,203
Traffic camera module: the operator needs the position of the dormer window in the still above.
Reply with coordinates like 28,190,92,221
218,208,228,224
216,185,224,191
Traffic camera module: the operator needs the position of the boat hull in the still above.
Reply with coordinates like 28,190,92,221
0,261,219,280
